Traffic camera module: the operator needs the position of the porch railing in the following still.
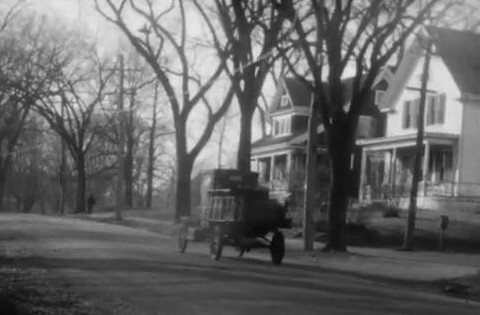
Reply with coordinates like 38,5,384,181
362,181,480,201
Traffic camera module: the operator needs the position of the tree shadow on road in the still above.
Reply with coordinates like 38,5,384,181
0,253,441,302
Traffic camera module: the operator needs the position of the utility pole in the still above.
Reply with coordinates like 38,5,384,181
115,54,125,220
125,87,136,208
59,95,67,216
403,37,432,250
303,95,319,251
217,117,228,169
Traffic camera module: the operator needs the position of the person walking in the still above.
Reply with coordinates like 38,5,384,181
87,193,96,214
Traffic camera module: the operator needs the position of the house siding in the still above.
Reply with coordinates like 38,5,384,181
357,28,480,208
458,100,480,196
291,115,309,133
386,55,463,137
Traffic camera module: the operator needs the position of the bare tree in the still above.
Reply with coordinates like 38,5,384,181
0,17,58,212
0,0,24,33
118,50,156,208
96,0,234,221
7,117,49,213
145,82,160,209
34,37,114,214
194,0,290,172
145,82,174,209
278,0,444,251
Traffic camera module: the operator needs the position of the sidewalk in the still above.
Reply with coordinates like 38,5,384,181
284,239,480,282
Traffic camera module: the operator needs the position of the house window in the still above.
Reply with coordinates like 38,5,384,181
375,90,386,106
272,117,291,136
403,93,446,129
426,93,446,125
258,157,271,182
428,149,452,182
281,95,289,107
273,120,280,135
402,99,419,129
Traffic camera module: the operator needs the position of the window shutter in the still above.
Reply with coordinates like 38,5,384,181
437,93,446,124
274,120,279,135
426,95,434,125
411,99,420,128
403,101,410,129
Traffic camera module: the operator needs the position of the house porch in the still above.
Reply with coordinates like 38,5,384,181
251,150,306,192
251,149,331,225
357,132,463,202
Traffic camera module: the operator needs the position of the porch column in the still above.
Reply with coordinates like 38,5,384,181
359,149,367,202
270,155,276,183
453,141,460,197
251,158,258,172
391,148,397,198
422,141,430,196
286,152,293,185
383,150,392,199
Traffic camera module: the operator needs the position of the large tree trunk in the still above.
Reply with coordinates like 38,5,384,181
146,85,158,209
0,155,12,212
59,137,67,215
125,92,135,208
303,97,320,251
146,128,155,208
325,117,356,252
174,154,193,222
236,106,255,172
174,119,193,222
0,167,7,212
75,155,87,213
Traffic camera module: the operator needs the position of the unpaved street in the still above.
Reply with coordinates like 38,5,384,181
1,214,478,315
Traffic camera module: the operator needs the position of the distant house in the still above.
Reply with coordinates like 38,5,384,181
251,77,384,222
356,27,480,211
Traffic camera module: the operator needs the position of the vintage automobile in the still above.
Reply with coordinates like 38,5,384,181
178,169,291,265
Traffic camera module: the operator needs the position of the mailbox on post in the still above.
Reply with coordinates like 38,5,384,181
440,215,449,230
438,215,449,251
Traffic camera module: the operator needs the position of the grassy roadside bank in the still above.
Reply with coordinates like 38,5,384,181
0,256,112,315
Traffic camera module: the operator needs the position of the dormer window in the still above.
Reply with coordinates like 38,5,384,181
281,95,290,107
375,90,386,106
272,116,291,136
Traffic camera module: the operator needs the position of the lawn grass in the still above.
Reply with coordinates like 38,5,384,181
93,206,480,253
351,216,480,253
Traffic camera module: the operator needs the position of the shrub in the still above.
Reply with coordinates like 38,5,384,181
383,207,400,218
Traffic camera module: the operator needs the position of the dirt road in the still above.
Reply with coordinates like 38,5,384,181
1,213,478,315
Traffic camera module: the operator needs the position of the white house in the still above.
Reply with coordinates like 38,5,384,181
356,27,480,211
250,76,385,223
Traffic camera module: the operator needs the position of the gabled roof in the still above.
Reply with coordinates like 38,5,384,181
427,27,480,95
283,77,312,108
251,132,302,149
373,65,397,88
270,77,360,114
269,77,312,114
